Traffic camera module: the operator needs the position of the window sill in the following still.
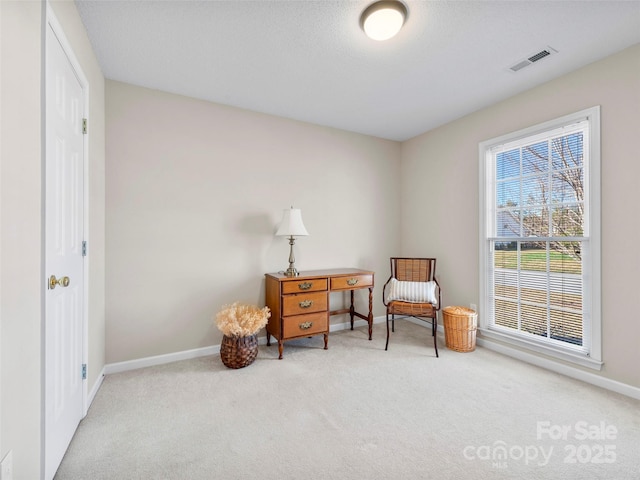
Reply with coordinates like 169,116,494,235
478,327,603,371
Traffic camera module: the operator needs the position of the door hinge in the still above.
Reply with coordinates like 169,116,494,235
82,240,87,257
82,118,87,135
82,364,87,380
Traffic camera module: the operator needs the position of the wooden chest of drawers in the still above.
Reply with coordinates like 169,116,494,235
265,269,374,359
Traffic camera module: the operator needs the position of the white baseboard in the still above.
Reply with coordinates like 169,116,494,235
104,345,218,375
476,337,640,401
330,314,386,332
400,315,639,400
103,316,386,375
101,315,638,400
85,366,105,415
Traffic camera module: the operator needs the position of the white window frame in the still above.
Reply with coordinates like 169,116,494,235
479,107,602,370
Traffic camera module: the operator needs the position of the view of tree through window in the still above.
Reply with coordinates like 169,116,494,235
491,127,586,347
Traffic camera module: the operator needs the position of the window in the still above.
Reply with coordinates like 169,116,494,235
479,107,601,369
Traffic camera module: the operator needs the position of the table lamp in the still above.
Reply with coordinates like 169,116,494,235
276,207,309,277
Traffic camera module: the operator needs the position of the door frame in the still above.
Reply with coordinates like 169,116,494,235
42,3,90,476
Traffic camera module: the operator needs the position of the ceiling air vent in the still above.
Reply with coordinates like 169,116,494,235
509,46,558,72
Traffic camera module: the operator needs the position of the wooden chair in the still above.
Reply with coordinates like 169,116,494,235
382,258,440,357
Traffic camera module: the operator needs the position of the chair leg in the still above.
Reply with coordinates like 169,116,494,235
391,314,395,332
433,315,439,358
385,312,390,351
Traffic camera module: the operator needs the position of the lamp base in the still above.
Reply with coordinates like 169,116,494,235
283,267,299,277
283,235,300,276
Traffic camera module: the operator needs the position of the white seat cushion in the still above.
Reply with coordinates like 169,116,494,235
387,278,437,304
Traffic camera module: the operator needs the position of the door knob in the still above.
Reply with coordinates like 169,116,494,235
49,275,70,289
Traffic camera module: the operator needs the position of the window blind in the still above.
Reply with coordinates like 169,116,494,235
487,120,589,352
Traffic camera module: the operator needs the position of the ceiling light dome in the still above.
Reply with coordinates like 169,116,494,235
360,0,408,41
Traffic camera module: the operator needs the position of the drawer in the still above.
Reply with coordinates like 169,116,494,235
283,312,328,338
282,291,328,316
282,278,328,294
330,274,373,291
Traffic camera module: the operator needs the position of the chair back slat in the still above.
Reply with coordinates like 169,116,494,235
391,258,436,282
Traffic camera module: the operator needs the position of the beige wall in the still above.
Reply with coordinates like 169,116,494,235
105,80,401,363
1,2,43,478
402,44,640,388
0,1,105,478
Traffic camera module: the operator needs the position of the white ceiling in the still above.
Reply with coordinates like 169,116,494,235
75,0,640,141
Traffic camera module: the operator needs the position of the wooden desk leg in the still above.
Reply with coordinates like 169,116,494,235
368,287,373,340
278,340,284,360
349,290,355,330
266,331,271,346
323,333,328,350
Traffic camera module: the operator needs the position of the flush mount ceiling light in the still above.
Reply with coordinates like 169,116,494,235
360,0,408,41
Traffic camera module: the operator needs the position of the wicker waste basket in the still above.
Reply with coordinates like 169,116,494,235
443,306,478,352
220,334,259,369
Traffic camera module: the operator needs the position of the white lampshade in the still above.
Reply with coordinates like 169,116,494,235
276,208,309,237
361,1,407,41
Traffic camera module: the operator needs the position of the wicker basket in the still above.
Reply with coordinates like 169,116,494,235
220,334,259,369
442,306,478,353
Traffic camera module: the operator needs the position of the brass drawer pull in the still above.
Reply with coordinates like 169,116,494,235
299,321,313,330
299,300,313,309
298,282,312,290
347,278,359,286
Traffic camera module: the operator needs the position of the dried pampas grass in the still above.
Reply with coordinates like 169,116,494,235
215,302,271,337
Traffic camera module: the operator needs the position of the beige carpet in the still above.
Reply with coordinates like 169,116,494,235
55,321,640,479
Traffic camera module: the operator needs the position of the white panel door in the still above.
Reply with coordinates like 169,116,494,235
44,22,85,480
